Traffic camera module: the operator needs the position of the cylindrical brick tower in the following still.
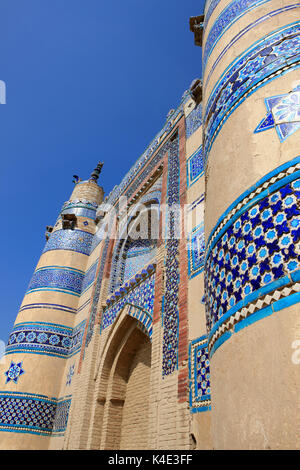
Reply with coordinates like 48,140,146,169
0,165,104,449
202,0,300,449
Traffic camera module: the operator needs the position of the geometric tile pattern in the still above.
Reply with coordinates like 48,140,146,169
101,272,155,336
255,86,300,142
205,158,300,354
189,336,211,413
203,0,270,71
43,229,94,256
162,133,181,376
186,104,202,139
188,223,205,279
203,22,300,163
123,241,156,283
187,146,204,187
4,361,25,384
27,266,85,297
0,391,71,437
6,321,86,358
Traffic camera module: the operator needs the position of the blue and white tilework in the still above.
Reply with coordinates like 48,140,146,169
66,365,75,387
18,302,78,315
0,391,71,436
188,223,205,279
187,146,204,187
203,0,271,71
4,361,25,384
186,104,202,139
204,157,300,355
124,242,156,282
81,262,98,294
43,229,94,256
162,133,181,377
27,266,85,297
60,200,98,220
101,272,155,337
255,85,300,142
204,4,300,88
189,336,211,413
6,321,86,358
204,22,300,164
52,397,72,435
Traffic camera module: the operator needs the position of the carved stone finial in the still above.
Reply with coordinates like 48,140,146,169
89,162,104,183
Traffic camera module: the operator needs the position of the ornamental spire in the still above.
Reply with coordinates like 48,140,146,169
89,161,104,183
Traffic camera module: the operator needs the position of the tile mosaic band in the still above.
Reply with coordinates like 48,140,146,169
0,391,71,437
203,22,300,163
204,4,300,88
203,0,271,72
27,266,85,297
186,104,202,139
43,229,94,256
81,262,97,294
204,157,300,355
5,321,86,358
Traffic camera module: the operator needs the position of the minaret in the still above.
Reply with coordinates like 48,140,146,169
0,164,104,449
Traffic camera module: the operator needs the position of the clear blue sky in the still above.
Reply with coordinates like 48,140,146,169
0,0,205,344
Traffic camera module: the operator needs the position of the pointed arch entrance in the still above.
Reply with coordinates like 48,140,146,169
89,311,152,450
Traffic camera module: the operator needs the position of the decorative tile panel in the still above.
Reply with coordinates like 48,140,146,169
204,157,300,355
187,146,204,187
188,223,205,279
0,391,71,436
101,272,155,337
186,104,202,139
27,266,85,297
162,133,181,376
6,321,86,358
255,85,300,142
4,361,25,384
204,22,300,163
124,242,156,282
189,336,211,413
43,229,94,256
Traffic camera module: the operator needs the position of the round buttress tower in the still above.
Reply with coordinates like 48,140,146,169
202,0,300,449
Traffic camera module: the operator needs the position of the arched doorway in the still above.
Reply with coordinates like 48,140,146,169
92,315,152,450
